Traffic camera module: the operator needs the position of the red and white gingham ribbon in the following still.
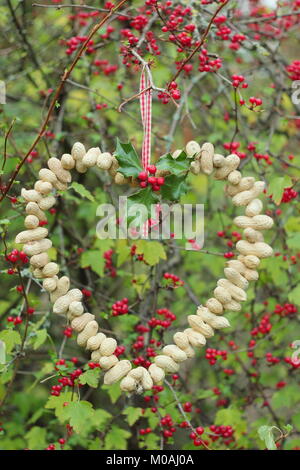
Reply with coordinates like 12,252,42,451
140,67,152,170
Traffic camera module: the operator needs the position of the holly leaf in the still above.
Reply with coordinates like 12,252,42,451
81,250,105,277
136,240,166,266
79,369,100,388
258,425,277,450
127,186,159,225
267,175,292,205
160,174,188,201
104,425,131,450
70,182,95,202
114,139,142,177
156,151,189,176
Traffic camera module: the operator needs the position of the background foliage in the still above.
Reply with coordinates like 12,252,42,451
0,0,299,451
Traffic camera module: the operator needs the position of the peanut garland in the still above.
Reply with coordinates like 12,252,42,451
14,140,274,393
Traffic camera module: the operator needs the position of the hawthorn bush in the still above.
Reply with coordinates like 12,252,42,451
0,0,300,451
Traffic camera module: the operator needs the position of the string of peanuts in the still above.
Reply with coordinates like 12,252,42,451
14,140,274,393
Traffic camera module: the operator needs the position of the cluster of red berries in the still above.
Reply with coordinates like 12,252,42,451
148,307,177,329
274,303,297,317
249,96,263,108
231,74,248,89
286,60,300,80
130,14,148,31
7,307,34,326
93,58,117,76
7,316,23,326
253,152,272,165
222,141,246,159
284,356,300,369
88,361,101,369
112,297,128,316
63,326,73,338
160,414,177,440
65,36,95,56
209,424,234,444
120,28,139,46
68,8,102,26
104,249,116,277
163,272,184,287
130,244,144,262
27,149,39,163
115,345,126,357
265,352,280,365
132,355,152,368
198,48,222,73
281,187,298,203
167,81,181,100
139,427,152,436
138,165,165,191
51,359,82,396
251,314,272,336
188,426,207,447
205,348,227,365
6,249,28,273
145,30,160,55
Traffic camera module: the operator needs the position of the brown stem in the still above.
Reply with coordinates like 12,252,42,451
169,0,230,84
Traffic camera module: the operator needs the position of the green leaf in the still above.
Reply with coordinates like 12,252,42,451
136,240,166,266
267,176,292,205
160,174,188,201
45,391,73,421
287,233,300,250
25,426,47,450
70,182,95,202
258,425,277,450
114,139,142,177
60,401,94,434
123,407,141,426
0,330,21,354
127,186,159,224
81,250,105,277
92,409,112,428
288,284,300,306
215,407,247,439
116,240,131,267
271,384,300,409
104,425,131,450
197,389,216,399
33,329,48,350
79,369,100,388
0,340,6,364
156,151,189,176
103,382,122,404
